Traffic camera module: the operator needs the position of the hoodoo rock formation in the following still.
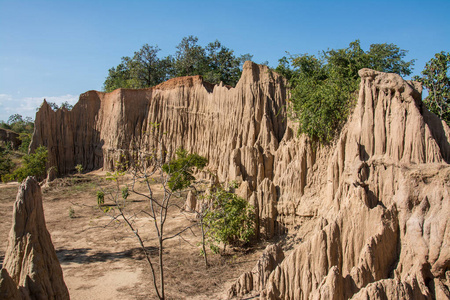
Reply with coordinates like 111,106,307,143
31,61,288,238
31,62,450,299
0,177,69,300
228,244,285,298
261,69,450,299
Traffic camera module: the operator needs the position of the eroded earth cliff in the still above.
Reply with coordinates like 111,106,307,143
31,62,450,299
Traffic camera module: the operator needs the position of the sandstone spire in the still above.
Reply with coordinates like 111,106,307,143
1,177,69,300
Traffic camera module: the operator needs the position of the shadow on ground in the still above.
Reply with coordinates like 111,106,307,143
56,246,158,265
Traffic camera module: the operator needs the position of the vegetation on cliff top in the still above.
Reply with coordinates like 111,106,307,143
276,40,415,143
103,35,253,91
413,51,450,126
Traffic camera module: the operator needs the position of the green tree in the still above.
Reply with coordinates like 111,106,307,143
103,36,254,91
413,51,450,125
61,101,74,110
18,132,32,153
4,114,34,134
280,40,415,143
103,62,135,92
130,44,172,88
47,102,59,110
203,40,244,86
174,35,207,77
103,45,173,92
7,114,24,125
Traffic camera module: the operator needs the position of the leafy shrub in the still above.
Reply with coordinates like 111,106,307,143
162,148,208,191
0,149,15,182
204,187,255,254
9,146,48,182
18,132,32,153
277,40,414,143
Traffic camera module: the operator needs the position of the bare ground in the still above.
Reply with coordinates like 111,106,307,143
0,173,265,299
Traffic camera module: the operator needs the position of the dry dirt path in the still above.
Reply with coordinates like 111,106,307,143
0,174,263,299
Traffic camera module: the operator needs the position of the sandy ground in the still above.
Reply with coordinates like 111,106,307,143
0,174,265,299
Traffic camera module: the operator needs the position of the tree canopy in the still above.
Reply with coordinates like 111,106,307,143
0,114,34,134
413,51,450,125
104,36,252,92
276,40,415,143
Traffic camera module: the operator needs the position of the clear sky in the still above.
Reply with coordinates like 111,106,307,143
0,0,449,121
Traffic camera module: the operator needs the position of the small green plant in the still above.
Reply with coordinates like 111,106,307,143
121,186,129,200
75,164,83,174
68,207,75,218
97,191,105,206
203,185,255,255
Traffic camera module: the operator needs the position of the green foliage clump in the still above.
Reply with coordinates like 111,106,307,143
47,101,73,111
121,186,129,200
17,146,48,181
7,146,48,182
0,149,15,182
103,36,252,92
413,51,450,125
204,186,255,254
97,191,105,206
0,114,34,135
277,40,415,143
1,146,48,182
69,207,75,219
162,148,208,191
0,114,34,154
18,133,32,153
75,164,83,174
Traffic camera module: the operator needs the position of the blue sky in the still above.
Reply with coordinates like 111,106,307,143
0,0,449,121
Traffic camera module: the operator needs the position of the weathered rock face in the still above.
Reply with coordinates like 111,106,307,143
0,128,21,150
0,177,69,300
31,61,288,237
260,69,450,299
31,63,450,299
0,268,20,300
228,244,284,298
